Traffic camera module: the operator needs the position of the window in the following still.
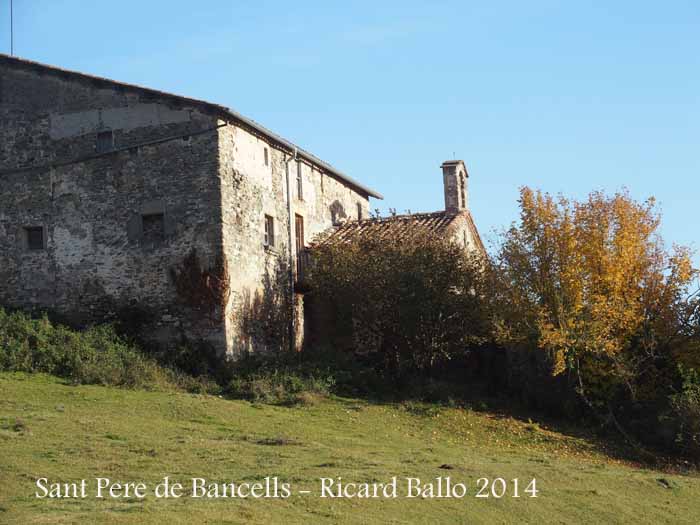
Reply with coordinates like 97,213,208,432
264,215,275,247
459,174,466,209
357,203,363,220
96,130,114,153
295,214,305,251
25,226,44,251
295,214,305,277
330,201,345,225
142,213,165,243
264,147,269,166
296,161,303,200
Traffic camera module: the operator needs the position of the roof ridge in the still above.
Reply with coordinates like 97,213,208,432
0,53,229,113
0,53,382,199
358,210,447,223
315,208,465,248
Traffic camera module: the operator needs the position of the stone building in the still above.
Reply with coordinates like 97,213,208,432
0,54,483,356
0,54,383,354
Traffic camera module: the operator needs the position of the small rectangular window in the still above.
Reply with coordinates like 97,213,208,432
25,226,44,251
295,214,305,250
296,162,303,200
142,213,165,243
264,215,275,247
357,203,363,220
295,214,305,276
96,130,114,153
264,147,269,166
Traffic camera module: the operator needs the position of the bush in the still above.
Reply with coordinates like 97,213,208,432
666,366,700,458
227,368,335,405
309,226,490,380
0,308,217,393
144,340,229,385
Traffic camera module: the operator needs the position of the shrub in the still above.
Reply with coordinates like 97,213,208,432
308,226,490,380
145,340,228,384
226,369,335,406
666,366,700,458
0,308,217,393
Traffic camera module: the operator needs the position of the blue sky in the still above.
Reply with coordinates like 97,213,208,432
2,1,698,263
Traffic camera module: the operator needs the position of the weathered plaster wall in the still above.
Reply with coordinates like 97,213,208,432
0,62,227,348
217,123,370,355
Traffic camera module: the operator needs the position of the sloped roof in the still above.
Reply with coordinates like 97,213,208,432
0,53,382,199
315,210,486,254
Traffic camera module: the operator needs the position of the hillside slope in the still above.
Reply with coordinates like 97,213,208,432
1,373,698,524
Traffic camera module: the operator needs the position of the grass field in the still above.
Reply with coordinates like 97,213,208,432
1,372,699,524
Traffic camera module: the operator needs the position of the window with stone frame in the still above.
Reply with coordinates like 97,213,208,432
296,161,303,200
142,213,165,243
25,226,44,251
264,215,275,247
264,147,269,166
96,130,114,153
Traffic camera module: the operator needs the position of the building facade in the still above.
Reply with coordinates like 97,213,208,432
0,54,381,354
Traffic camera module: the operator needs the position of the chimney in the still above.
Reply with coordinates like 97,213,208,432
441,160,468,214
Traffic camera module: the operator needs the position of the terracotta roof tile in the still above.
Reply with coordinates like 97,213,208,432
315,210,486,254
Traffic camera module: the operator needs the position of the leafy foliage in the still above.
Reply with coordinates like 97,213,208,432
227,369,335,406
493,188,693,373
490,187,699,456
667,366,700,457
0,308,217,393
309,227,490,378
223,349,339,405
170,249,230,318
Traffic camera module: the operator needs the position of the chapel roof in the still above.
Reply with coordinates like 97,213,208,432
315,210,485,254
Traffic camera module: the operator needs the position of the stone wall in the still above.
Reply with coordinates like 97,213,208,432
446,212,484,254
0,60,228,348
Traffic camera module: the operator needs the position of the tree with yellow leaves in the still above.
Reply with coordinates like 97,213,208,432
493,187,697,449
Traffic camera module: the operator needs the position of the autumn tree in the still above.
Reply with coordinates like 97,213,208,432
492,187,697,445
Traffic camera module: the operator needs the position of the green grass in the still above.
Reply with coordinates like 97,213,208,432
0,372,698,524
